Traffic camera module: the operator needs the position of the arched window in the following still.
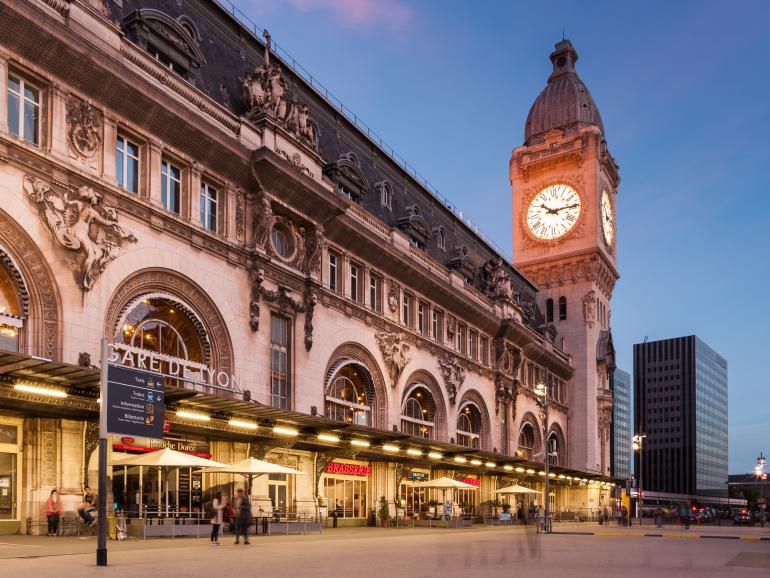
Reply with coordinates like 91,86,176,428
0,259,23,352
325,364,373,426
436,228,446,251
456,403,482,449
547,432,560,466
558,296,567,320
545,298,554,323
115,296,207,377
517,422,535,460
401,385,436,439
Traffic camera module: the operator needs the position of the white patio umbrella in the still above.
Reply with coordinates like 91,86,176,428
118,448,226,516
494,484,540,495
415,477,478,516
205,457,304,493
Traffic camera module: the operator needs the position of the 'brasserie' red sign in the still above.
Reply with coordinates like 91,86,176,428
326,462,371,476
457,477,481,487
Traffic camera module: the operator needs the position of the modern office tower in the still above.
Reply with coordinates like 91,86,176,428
612,368,631,480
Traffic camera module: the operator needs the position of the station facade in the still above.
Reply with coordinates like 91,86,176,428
0,0,618,534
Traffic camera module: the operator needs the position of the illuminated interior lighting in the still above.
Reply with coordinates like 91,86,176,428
14,384,67,398
350,439,370,448
558,474,566,479
471,459,482,466
485,462,496,468
548,473,556,478
526,469,535,474
515,467,525,473
454,456,467,464
273,426,298,436
538,471,546,476
228,419,258,430
176,410,210,421
318,433,340,443
503,465,513,471
406,448,422,456
428,452,442,459
383,444,400,452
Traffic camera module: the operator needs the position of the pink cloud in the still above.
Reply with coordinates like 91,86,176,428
280,0,414,29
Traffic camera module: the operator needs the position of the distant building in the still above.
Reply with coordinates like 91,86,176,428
611,368,632,479
634,336,728,496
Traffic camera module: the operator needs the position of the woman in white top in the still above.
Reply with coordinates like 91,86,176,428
210,492,225,544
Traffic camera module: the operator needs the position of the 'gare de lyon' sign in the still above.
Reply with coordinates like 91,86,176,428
107,342,242,392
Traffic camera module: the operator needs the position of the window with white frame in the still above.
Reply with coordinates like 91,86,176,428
6,74,40,146
402,293,411,327
270,313,290,409
161,159,181,214
199,182,217,232
350,263,360,302
469,331,478,361
369,274,381,312
116,135,140,193
457,403,482,449
417,302,426,335
328,253,338,292
480,336,489,365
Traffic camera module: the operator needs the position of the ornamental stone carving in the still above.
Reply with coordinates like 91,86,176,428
302,228,324,277
375,330,411,388
252,197,273,248
598,404,613,442
66,96,101,159
248,267,264,332
303,284,317,351
446,315,457,341
387,280,399,313
583,290,596,329
242,30,318,150
494,339,523,378
484,257,512,301
437,352,465,405
24,175,136,290
235,191,245,241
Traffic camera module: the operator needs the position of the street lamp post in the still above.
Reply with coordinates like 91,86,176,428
632,434,646,526
535,383,550,533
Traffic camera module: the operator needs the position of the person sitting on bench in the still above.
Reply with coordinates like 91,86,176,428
78,486,97,526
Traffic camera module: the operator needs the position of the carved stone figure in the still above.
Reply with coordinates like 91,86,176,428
294,226,306,269
252,197,273,247
494,339,523,378
375,331,411,388
303,228,324,276
387,280,399,313
541,322,557,343
598,405,613,441
485,257,512,300
248,267,264,332
303,286,317,351
446,315,457,341
24,176,136,290
235,191,245,241
437,352,465,405
582,290,596,329
66,96,101,159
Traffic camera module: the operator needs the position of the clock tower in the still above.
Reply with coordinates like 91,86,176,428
511,40,620,475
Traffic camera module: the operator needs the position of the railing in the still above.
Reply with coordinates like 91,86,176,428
212,0,512,262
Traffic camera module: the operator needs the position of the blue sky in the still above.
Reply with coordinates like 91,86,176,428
231,0,770,473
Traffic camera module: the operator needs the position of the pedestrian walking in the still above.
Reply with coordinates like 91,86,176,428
654,507,663,528
210,491,225,545
234,489,253,545
536,505,545,533
46,489,62,536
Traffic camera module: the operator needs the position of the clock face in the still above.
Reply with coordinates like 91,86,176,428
601,189,614,245
526,184,581,240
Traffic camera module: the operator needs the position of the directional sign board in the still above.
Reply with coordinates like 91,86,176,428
106,365,164,439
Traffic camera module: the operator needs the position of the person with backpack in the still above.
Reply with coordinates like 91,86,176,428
234,488,253,545
210,491,225,545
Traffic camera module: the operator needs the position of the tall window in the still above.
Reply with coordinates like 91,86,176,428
270,314,290,409
325,364,372,426
116,135,140,193
546,298,554,323
517,423,535,460
350,263,359,302
161,159,181,214
328,253,338,292
431,310,442,343
7,74,40,145
401,385,435,439
199,183,217,232
558,296,567,320
369,275,380,312
457,324,467,355
0,260,22,352
457,403,482,449
469,331,478,361
436,228,446,250
402,294,411,327
480,336,489,365
417,303,426,334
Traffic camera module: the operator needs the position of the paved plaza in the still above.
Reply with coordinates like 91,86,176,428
1,524,768,577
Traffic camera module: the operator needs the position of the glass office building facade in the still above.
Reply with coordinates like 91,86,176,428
694,338,728,495
612,368,632,480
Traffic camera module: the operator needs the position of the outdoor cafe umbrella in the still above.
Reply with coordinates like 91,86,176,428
117,448,226,516
415,477,478,513
205,457,304,494
493,484,540,495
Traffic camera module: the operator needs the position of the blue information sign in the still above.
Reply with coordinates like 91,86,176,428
106,365,164,439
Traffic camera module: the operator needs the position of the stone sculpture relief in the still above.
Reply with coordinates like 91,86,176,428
303,285,317,351
437,352,465,405
302,228,324,277
375,330,411,388
387,280,399,313
235,191,245,241
582,290,596,329
25,176,136,291
484,257,512,300
242,30,318,150
494,339,523,378
252,197,273,248
248,267,264,332
598,404,613,441
66,96,101,159
446,315,457,341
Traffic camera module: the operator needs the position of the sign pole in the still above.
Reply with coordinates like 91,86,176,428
97,338,109,566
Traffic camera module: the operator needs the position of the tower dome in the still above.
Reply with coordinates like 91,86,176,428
524,40,603,145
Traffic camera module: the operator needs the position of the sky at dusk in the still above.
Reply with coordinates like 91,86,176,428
229,0,770,473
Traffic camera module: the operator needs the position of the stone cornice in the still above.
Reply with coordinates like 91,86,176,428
516,248,619,299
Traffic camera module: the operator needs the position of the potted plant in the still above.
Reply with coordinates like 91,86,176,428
378,496,390,527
